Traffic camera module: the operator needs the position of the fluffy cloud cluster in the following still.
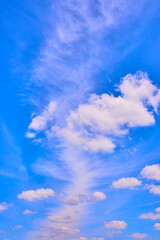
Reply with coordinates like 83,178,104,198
93,192,106,201
70,238,88,240
141,164,160,181
140,207,160,220
90,238,104,240
12,225,23,230
0,202,11,212
156,207,160,212
140,212,160,220
26,101,56,138
106,231,121,237
130,233,147,239
62,192,106,205
70,238,104,240
104,220,127,229
53,72,160,153
112,177,141,189
23,209,37,215
154,223,160,231
62,194,88,205
148,184,160,196
18,188,55,201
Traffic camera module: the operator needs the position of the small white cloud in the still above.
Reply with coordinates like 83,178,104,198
25,132,36,139
90,238,104,240
63,194,87,205
106,231,122,237
12,225,23,230
48,215,76,223
23,209,37,215
0,202,11,212
28,101,56,132
55,226,80,234
141,164,160,181
154,223,160,231
70,238,88,240
18,188,55,201
104,220,127,229
148,184,160,196
120,72,160,110
112,177,142,189
140,212,160,220
156,207,160,213
130,233,147,239
93,192,106,201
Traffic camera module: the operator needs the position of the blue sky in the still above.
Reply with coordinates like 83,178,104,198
1,0,160,239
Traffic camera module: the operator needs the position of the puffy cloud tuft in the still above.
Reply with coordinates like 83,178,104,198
12,225,23,230
112,177,142,189
130,233,147,239
156,207,160,213
0,202,11,212
26,101,56,138
54,72,160,153
154,223,160,231
70,238,88,240
23,209,37,215
104,220,127,229
148,185,160,196
106,231,122,237
140,212,160,220
93,192,106,201
63,194,87,205
18,188,55,201
141,164,160,181
90,238,104,240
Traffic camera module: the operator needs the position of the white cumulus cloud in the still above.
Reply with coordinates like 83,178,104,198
18,188,55,201
54,72,160,153
26,101,56,137
70,238,88,240
140,212,160,220
62,194,87,205
93,191,106,201
0,202,11,212
112,177,142,189
12,225,23,230
156,207,160,212
130,233,147,239
141,164,160,181
106,231,122,237
154,223,160,231
104,220,127,229
90,238,104,240
148,185,160,196
23,209,37,215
